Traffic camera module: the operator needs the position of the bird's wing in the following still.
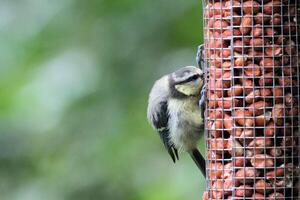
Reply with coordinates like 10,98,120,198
147,76,179,162
189,149,206,177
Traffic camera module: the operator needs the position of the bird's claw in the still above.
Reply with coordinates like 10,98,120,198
196,44,205,71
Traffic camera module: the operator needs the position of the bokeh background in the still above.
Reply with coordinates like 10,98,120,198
0,0,205,199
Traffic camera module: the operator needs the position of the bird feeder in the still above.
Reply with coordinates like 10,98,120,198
202,0,299,199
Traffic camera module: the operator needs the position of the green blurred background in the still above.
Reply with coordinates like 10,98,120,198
0,0,205,199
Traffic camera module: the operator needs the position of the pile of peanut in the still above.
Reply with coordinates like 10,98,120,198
202,0,299,199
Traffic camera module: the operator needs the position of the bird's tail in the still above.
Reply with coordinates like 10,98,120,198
189,149,206,177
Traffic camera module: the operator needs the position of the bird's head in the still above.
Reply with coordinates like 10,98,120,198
169,66,204,98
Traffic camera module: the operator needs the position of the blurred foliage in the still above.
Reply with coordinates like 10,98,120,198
0,0,205,199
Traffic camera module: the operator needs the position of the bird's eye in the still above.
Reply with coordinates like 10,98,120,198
186,74,200,82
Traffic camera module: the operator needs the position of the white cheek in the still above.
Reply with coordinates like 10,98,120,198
190,79,202,91
175,79,203,96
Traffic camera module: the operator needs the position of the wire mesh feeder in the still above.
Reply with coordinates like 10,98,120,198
201,0,300,199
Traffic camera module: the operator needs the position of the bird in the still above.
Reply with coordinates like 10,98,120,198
147,66,206,176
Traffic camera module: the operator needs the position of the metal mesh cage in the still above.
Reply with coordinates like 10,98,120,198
202,0,300,199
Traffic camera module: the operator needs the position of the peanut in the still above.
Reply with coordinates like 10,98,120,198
232,157,247,167
210,2,224,16
235,185,253,197
241,78,254,95
251,25,263,37
209,38,226,49
272,104,285,125
215,77,230,90
243,0,260,14
207,150,222,160
240,14,253,35
265,27,278,36
281,136,296,148
202,191,208,200
222,61,231,69
245,89,261,104
265,120,276,136
234,109,254,127
230,12,242,26
282,66,297,76
249,37,264,49
248,101,271,116
211,179,232,198
255,179,272,194
208,109,223,119
263,1,281,15
258,71,274,86
248,137,273,154
211,20,230,34
224,113,234,133
207,120,222,138
255,12,270,24
266,167,284,179
208,138,228,154
260,58,280,71
255,111,272,126
268,192,284,200
244,63,261,77
233,40,246,53
275,35,285,45
250,154,274,168
227,136,244,156
220,48,231,58
227,84,243,97
217,98,240,109
288,107,298,117
252,193,265,199
235,56,247,66
284,40,296,55
225,0,241,12
211,180,223,199
273,86,284,103
265,45,282,56
247,49,263,62
223,162,233,179
278,77,293,87
269,13,281,25
208,92,219,108
239,128,254,139
223,29,241,39
259,88,272,97
268,147,283,158
236,167,259,184
283,21,297,34
208,162,223,179
278,122,292,137
209,54,222,68
209,66,223,78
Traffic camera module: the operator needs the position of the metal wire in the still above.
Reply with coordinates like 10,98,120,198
202,0,300,199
